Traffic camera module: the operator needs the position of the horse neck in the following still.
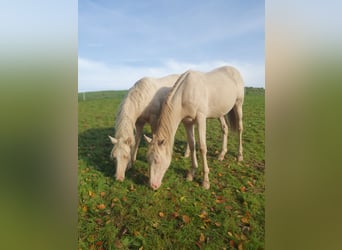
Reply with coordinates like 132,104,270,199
156,98,183,151
115,104,136,142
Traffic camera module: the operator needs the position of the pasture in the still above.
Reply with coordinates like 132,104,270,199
78,87,265,249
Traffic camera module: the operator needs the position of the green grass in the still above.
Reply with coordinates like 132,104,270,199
78,87,265,249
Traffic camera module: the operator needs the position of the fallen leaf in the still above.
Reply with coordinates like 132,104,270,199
199,233,205,242
172,212,179,218
199,210,207,219
218,173,222,177
227,231,233,237
199,213,206,219
215,198,225,204
95,218,103,225
97,204,106,210
88,190,94,197
241,217,249,224
214,222,221,227
238,242,243,250
182,215,190,224
229,240,235,247
158,212,165,218
82,206,88,212
203,218,211,223
240,186,246,192
100,191,106,197
225,205,233,211
96,241,103,246
247,180,254,187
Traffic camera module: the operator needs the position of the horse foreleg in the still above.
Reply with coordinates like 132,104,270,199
184,122,198,181
132,122,144,164
218,116,228,161
197,114,210,189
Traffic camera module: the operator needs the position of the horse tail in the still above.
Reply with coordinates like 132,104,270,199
226,107,238,132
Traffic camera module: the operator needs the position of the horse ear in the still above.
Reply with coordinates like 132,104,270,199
125,137,132,145
108,135,118,144
143,134,152,144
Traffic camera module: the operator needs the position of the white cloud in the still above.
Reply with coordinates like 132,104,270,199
78,57,264,92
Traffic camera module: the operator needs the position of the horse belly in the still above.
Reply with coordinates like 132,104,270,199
206,97,236,118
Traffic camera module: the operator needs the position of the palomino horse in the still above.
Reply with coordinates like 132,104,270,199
109,74,230,181
145,66,244,190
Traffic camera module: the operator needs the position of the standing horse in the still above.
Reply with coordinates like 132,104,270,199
109,74,230,181
145,66,244,190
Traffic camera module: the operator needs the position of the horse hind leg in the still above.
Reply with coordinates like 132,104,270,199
183,123,194,158
234,101,244,162
218,116,228,161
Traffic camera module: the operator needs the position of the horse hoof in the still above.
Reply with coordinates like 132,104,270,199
186,174,193,181
116,176,124,182
218,155,225,161
237,155,243,162
202,181,210,189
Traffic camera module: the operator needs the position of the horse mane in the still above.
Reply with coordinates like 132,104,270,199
115,78,155,139
155,71,189,143
164,71,189,106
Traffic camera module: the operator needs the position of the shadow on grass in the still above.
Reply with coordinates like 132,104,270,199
78,127,210,186
78,127,149,186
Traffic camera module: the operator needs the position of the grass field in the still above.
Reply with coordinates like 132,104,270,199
78,87,265,249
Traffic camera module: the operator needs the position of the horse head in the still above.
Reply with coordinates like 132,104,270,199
109,135,133,181
144,134,172,190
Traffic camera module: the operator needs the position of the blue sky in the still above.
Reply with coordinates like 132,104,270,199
79,0,264,92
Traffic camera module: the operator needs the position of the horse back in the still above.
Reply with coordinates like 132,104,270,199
180,66,244,118
135,74,180,121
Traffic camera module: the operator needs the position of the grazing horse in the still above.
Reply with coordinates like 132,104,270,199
145,66,244,190
108,74,178,181
109,74,229,181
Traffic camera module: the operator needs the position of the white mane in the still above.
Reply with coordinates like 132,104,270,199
115,78,155,139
